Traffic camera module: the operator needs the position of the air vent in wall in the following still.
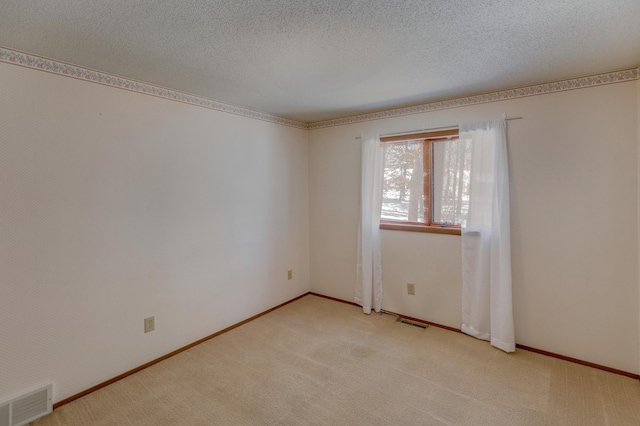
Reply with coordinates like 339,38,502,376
0,384,52,426
0,403,9,426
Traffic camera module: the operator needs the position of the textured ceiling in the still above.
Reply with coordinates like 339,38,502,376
1,1,639,123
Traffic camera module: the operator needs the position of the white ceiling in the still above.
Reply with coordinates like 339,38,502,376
1,1,639,123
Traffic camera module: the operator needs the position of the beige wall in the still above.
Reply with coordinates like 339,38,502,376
0,62,310,403
1,56,638,408
309,81,639,374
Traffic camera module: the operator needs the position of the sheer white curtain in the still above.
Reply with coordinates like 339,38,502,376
434,138,472,225
355,134,383,314
460,117,515,352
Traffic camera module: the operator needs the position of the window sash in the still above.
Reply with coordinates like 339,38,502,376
380,129,463,230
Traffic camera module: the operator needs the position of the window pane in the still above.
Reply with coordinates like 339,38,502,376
432,139,471,226
381,142,424,222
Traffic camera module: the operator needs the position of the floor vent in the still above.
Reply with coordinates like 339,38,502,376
396,317,428,329
0,385,52,426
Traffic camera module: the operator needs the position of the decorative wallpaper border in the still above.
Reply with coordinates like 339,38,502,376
0,47,309,130
309,67,639,129
1,46,637,130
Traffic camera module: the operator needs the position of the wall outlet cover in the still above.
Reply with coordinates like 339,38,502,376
144,316,155,333
407,283,415,295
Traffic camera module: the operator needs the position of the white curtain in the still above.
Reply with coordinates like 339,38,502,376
460,117,515,352
355,134,383,314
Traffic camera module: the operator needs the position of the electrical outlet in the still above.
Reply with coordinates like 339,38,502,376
144,316,155,333
288,270,293,280
407,283,415,295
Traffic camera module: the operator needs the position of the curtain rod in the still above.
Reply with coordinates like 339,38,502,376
355,116,523,139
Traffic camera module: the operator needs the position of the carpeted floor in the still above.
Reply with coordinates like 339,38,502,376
32,294,640,425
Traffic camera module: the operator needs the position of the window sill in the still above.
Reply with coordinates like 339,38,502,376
379,222,461,235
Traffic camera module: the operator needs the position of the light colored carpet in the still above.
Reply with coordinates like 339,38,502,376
32,294,640,425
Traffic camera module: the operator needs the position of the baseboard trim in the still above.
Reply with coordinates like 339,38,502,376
308,292,360,307
309,292,461,333
53,290,638,409
309,292,640,380
53,292,311,409
513,344,639,380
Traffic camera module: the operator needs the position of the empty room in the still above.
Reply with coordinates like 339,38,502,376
1,1,639,425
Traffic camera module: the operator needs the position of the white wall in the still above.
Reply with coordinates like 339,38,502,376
309,81,639,374
0,62,310,403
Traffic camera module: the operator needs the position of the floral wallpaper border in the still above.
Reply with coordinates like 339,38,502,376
2,46,637,130
0,47,308,130
309,67,639,129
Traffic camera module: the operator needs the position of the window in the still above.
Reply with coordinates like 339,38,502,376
380,129,470,234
